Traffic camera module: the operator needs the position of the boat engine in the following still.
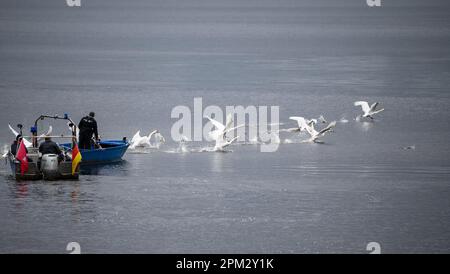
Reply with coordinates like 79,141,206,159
40,154,59,180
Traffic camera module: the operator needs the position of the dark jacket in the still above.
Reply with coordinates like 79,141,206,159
39,140,62,155
10,141,28,156
78,116,98,140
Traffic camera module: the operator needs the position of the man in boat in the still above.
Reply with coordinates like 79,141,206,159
39,136,64,162
10,135,27,157
78,111,99,149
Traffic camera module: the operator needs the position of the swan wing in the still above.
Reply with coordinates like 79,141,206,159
370,102,379,111
205,116,225,132
148,130,158,139
37,125,53,141
225,124,244,134
8,124,19,137
289,116,308,129
307,119,317,126
354,101,370,114
278,127,299,133
23,138,32,148
131,130,141,144
371,108,384,115
224,113,234,131
318,121,336,135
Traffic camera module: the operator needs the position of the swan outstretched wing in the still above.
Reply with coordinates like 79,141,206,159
148,130,158,139
8,125,33,147
289,116,308,129
371,108,384,115
370,102,379,111
224,113,234,131
308,119,317,125
131,130,141,144
354,101,370,114
46,125,53,136
225,124,244,134
8,124,19,137
318,121,336,135
205,116,225,132
37,125,53,141
278,127,299,133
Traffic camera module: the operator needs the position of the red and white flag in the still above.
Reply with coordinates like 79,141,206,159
16,140,28,175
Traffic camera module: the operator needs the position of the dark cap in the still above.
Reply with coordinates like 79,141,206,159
89,112,95,117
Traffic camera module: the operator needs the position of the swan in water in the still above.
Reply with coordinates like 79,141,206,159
354,101,384,119
339,116,349,123
153,132,166,149
290,117,336,143
285,117,317,133
204,114,243,151
130,129,165,149
304,120,336,143
177,135,190,153
8,124,53,148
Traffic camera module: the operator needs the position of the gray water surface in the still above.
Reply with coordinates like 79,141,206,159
1,0,450,253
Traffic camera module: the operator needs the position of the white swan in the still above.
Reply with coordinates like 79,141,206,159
178,135,190,153
354,101,384,119
8,124,53,147
287,117,317,132
204,114,243,151
153,132,166,149
130,129,164,149
291,117,336,143
305,121,336,143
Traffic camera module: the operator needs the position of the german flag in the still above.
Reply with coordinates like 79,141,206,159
72,142,82,175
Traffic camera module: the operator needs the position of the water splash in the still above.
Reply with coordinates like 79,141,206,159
339,115,349,123
1,144,9,158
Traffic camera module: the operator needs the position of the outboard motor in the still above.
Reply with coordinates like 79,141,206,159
40,154,59,180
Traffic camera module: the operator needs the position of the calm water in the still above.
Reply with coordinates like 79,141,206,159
1,0,450,253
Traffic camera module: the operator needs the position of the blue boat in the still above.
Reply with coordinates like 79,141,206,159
61,139,129,164
8,114,130,180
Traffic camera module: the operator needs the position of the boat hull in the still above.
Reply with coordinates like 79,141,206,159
9,157,79,181
62,140,129,164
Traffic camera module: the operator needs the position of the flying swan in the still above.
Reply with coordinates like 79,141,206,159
8,124,53,148
130,130,165,149
204,114,244,151
354,101,384,119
